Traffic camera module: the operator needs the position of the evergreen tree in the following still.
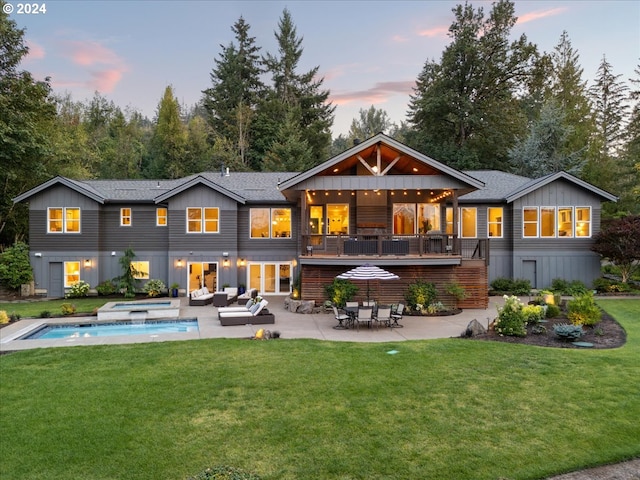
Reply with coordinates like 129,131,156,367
259,8,334,170
262,108,314,171
406,0,538,170
585,56,630,204
620,64,640,213
202,16,264,169
0,4,57,246
147,86,187,179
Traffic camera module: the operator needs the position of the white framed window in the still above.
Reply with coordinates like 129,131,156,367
326,204,348,235
576,207,591,237
418,204,441,232
250,208,292,238
487,207,503,238
187,207,219,233
558,207,573,237
460,207,477,238
156,207,167,226
120,208,132,226
64,261,80,287
523,207,538,237
48,207,81,233
130,261,149,280
392,203,415,235
541,207,555,237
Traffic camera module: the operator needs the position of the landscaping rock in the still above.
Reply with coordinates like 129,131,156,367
464,319,487,337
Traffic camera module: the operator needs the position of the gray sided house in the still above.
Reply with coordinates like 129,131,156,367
14,133,616,306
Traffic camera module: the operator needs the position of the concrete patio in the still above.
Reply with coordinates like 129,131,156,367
0,295,507,352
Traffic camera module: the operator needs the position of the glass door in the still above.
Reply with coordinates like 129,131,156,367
188,262,218,292
247,262,292,294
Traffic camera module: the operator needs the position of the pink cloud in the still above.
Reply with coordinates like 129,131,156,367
59,39,128,93
330,80,415,106
517,7,567,25
418,25,449,38
25,40,45,60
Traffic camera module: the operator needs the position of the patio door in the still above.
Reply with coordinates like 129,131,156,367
188,262,218,292
248,262,291,294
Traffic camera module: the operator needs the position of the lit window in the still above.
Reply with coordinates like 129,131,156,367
523,207,538,237
445,207,454,235
64,261,80,287
541,207,555,237
487,207,503,238
187,207,219,233
130,261,149,280
120,208,132,226
156,208,167,226
48,208,81,233
576,207,591,237
460,207,477,238
250,208,292,238
558,207,573,237
418,204,440,233
393,204,415,235
327,204,348,235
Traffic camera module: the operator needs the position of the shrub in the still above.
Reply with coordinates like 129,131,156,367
490,277,531,295
512,279,532,295
39,311,51,318
545,304,561,318
61,303,76,316
490,277,513,292
96,279,117,296
405,280,438,311
324,278,358,307
143,279,166,297
522,304,545,325
494,295,527,337
593,277,632,293
567,292,601,326
0,242,33,290
187,465,262,480
551,278,589,296
553,323,583,341
66,280,90,298
0,311,8,324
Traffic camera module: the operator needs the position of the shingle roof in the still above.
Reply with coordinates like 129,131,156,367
460,170,532,202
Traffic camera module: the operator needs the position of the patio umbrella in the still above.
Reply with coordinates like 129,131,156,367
336,263,399,303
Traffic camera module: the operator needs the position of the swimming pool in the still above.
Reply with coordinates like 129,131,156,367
23,319,199,340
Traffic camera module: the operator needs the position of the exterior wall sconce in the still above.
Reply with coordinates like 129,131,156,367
34,252,42,257
222,252,230,268
111,251,116,256
176,258,183,268
84,259,91,268
239,258,246,267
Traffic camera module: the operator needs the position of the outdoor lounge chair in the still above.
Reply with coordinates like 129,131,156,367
217,297,257,313
218,299,275,326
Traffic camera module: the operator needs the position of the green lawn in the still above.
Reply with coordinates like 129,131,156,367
0,297,126,318
1,300,638,480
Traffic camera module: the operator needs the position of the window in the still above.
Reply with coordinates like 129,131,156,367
541,207,555,237
523,207,538,237
418,204,441,232
576,207,591,237
393,203,415,235
487,207,503,237
460,207,477,238
522,206,592,238
156,208,167,226
187,207,219,233
327,204,348,235
445,207,454,235
64,262,80,287
250,208,292,238
130,261,149,280
120,208,132,226
48,207,81,233
558,207,573,237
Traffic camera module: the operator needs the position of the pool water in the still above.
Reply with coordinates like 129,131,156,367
24,320,199,340
111,301,172,309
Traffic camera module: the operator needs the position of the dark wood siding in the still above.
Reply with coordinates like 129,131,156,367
99,205,168,251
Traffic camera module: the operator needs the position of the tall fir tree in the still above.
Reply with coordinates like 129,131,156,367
348,106,396,141
202,16,264,169
406,0,538,170
147,86,187,179
620,64,640,213
258,8,334,171
585,56,630,207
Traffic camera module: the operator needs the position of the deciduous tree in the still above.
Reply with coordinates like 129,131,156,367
592,215,640,283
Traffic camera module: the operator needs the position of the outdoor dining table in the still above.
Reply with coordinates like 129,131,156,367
344,306,376,329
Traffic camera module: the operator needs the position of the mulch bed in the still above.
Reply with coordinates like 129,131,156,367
466,310,626,349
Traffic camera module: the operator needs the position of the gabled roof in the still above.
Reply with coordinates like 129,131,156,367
279,133,484,191
13,176,107,204
504,171,618,203
155,174,247,204
460,170,532,202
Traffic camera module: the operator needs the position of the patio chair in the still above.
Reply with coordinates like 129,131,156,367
355,307,373,331
390,303,405,328
345,301,359,308
375,306,392,329
362,300,376,308
332,305,350,329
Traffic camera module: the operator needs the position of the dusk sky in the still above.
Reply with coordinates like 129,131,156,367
10,0,640,137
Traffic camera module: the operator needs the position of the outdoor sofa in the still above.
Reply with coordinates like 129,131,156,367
237,288,258,305
218,299,275,326
213,287,238,307
189,287,214,306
